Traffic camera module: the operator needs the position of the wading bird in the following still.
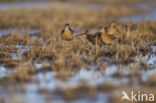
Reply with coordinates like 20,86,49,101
61,24,74,41
105,23,119,35
77,29,101,45
84,29,100,45
98,27,114,45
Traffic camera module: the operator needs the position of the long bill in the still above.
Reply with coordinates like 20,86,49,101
74,33,86,37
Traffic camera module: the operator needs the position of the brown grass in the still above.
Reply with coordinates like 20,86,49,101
0,1,156,102
0,3,149,29
0,21,155,81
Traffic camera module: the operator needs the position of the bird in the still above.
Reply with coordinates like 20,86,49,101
80,29,100,45
98,27,114,45
85,29,97,45
105,23,119,35
61,23,74,41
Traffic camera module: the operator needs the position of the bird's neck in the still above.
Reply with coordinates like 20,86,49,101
111,26,115,29
101,32,105,35
65,27,69,30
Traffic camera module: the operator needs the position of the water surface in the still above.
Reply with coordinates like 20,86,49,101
0,2,52,10
0,29,39,36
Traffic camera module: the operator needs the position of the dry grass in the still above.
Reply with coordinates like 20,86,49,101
0,1,156,102
0,21,156,82
0,3,148,29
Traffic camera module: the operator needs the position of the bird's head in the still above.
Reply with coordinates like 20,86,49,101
99,27,105,33
84,29,91,35
64,23,70,28
111,23,116,28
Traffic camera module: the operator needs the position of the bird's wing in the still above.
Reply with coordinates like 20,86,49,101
61,29,64,35
106,34,116,40
94,32,101,38
69,27,74,34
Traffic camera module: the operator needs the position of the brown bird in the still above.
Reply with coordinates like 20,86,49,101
105,23,119,35
61,24,74,41
99,27,114,45
83,29,100,45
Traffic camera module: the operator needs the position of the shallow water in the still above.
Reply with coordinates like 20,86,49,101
12,45,30,60
120,10,156,22
0,2,52,10
0,1,156,103
0,66,155,103
0,29,40,36
121,2,156,22
0,65,16,78
0,46,155,103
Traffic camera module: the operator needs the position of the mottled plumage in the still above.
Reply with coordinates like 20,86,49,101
84,29,100,45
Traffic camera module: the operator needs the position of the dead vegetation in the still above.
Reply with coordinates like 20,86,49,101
0,4,155,82
0,2,149,29
0,0,156,103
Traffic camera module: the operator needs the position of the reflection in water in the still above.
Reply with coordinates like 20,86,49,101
0,66,16,78
0,66,155,103
141,69,156,82
141,46,156,67
0,45,155,102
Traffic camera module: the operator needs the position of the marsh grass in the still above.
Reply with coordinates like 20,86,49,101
0,1,156,102
0,21,156,81
0,2,149,29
